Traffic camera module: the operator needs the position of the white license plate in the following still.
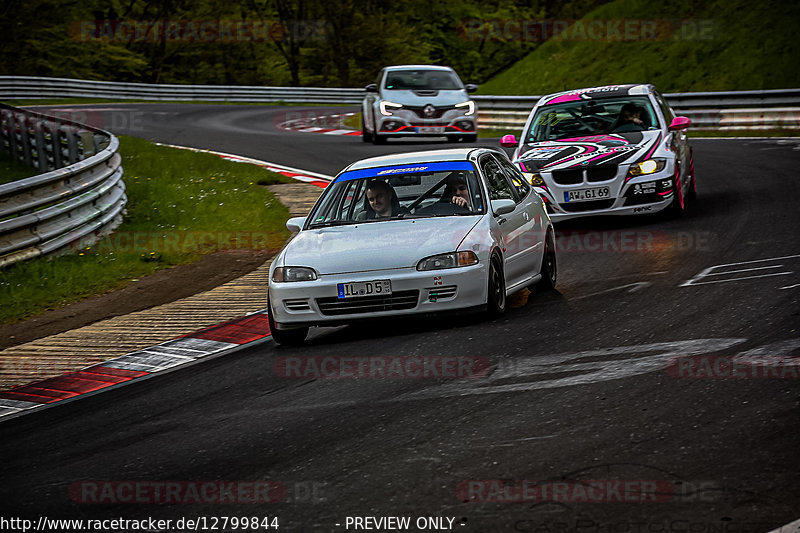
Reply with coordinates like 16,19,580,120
417,126,444,134
563,187,611,202
337,280,392,299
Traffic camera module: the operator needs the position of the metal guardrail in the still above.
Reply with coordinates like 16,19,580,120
3,76,799,131
0,76,365,104
0,104,126,267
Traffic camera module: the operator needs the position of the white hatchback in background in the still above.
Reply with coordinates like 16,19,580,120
267,148,557,345
501,84,697,221
362,65,478,144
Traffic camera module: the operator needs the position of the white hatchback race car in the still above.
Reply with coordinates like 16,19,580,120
362,65,478,144
267,148,556,345
501,84,696,221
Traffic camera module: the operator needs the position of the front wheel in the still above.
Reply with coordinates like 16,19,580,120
361,118,373,143
268,297,308,346
538,230,557,291
668,166,686,217
486,253,506,317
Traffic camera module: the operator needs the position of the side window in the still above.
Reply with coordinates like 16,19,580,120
480,156,516,202
497,156,530,202
654,92,675,126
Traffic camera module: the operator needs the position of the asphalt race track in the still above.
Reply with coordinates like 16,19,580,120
1,104,799,532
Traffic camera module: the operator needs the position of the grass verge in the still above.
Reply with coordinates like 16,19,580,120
0,151,34,185
0,135,294,324
480,0,800,95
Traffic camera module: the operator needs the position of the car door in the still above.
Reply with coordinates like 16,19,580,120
654,91,690,192
496,154,544,279
479,154,529,289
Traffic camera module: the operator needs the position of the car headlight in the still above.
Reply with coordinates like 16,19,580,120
272,266,318,282
455,100,475,116
523,172,545,187
628,158,667,177
417,251,479,271
380,101,403,116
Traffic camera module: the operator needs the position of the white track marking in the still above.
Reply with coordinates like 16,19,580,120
571,281,652,300
681,254,800,287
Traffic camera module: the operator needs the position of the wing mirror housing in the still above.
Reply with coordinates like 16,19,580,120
286,216,307,232
669,116,692,131
365,83,378,93
491,199,516,216
500,134,518,148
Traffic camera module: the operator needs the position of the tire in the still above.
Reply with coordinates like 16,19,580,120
446,135,461,143
486,253,506,317
372,133,386,145
686,156,697,201
268,296,308,346
464,134,478,143
668,165,686,217
538,230,557,291
362,117,373,143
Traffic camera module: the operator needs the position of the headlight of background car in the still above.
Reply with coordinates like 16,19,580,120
417,251,479,271
380,101,403,116
272,266,318,282
628,158,667,177
523,172,545,186
455,101,475,115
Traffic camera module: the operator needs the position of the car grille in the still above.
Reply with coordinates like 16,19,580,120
405,105,456,119
560,199,615,212
623,193,663,206
586,165,618,182
427,286,457,301
316,290,420,316
284,299,310,311
551,169,583,185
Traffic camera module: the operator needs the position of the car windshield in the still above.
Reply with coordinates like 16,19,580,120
526,96,659,142
307,162,485,228
383,70,462,91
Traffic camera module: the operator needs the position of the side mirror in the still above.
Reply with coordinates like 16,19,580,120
491,199,516,216
669,116,692,131
365,83,378,93
286,216,306,232
465,84,478,93
500,134,518,148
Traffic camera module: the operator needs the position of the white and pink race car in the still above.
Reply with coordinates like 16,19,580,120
501,84,696,221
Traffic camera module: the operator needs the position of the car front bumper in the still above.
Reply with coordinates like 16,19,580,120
269,263,488,327
375,108,477,137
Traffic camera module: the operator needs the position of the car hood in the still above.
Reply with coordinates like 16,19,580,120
284,216,481,275
517,130,663,172
381,89,470,106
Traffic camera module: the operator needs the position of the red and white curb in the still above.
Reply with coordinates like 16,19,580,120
278,112,361,136
155,143,333,188
0,311,272,421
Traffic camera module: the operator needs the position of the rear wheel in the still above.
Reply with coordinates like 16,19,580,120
538,230,557,291
372,133,386,145
463,134,478,143
446,135,460,143
486,253,506,316
268,296,308,346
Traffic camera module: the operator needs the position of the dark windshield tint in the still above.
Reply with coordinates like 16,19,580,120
383,70,462,91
